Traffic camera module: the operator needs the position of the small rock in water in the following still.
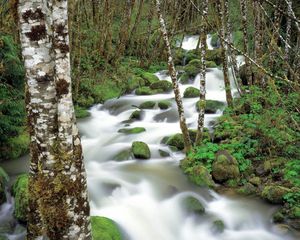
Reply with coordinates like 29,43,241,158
118,127,146,134
158,149,170,157
131,141,151,160
139,101,156,109
211,219,225,234
182,196,205,215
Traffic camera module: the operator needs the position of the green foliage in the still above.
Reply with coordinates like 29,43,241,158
12,174,29,223
75,106,91,119
0,35,27,161
91,216,122,240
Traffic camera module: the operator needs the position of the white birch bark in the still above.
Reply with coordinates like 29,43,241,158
155,0,192,152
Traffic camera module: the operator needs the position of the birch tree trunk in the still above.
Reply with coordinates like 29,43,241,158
285,0,292,63
240,0,252,86
155,0,192,152
217,0,233,106
18,0,91,239
195,0,208,146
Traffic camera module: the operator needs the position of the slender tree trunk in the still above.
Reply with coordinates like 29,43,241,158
240,0,252,86
195,0,208,146
217,0,233,106
128,0,144,47
155,0,192,152
18,0,91,239
285,0,292,63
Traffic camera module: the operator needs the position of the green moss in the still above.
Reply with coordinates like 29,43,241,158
166,133,184,150
206,61,217,68
183,196,205,214
91,216,122,240
211,220,225,234
206,49,222,65
196,99,225,113
118,127,146,134
212,150,240,182
126,76,145,92
150,80,172,92
131,141,151,159
140,72,159,85
184,164,215,187
129,110,143,120
75,106,91,119
158,100,171,110
7,131,30,160
113,149,132,161
12,174,28,223
184,62,200,78
179,73,190,84
183,87,200,98
76,95,94,108
135,87,157,95
232,31,243,50
262,185,291,204
92,81,123,103
210,33,219,48
139,101,156,109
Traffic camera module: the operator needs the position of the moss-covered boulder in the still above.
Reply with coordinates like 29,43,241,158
158,100,171,110
77,95,94,108
0,168,9,205
206,49,222,65
183,196,205,215
131,141,151,159
183,87,200,98
150,80,172,92
237,183,257,196
129,110,143,121
135,87,157,95
75,106,91,119
184,60,200,78
211,220,225,234
127,76,145,92
212,150,240,182
248,176,261,186
113,149,132,161
179,73,190,84
261,185,291,204
166,133,184,150
118,127,146,134
139,101,156,109
187,165,215,188
158,149,170,157
141,72,159,85
12,174,28,223
196,100,225,113
91,216,122,240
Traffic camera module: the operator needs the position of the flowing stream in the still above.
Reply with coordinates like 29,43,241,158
0,36,296,240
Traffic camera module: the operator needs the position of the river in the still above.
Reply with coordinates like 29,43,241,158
0,35,295,240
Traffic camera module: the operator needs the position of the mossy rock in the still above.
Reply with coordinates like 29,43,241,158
91,216,122,240
196,100,225,114
237,182,257,196
118,127,146,134
248,176,261,186
179,73,190,84
183,87,200,98
0,167,9,205
206,49,222,65
206,61,217,68
188,165,215,188
158,149,170,157
261,185,291,204
135,87,157,95
211,220,225,234
12,174,28,223
166,133,185,150
183,62,201,78
141,72,159,85
288,206,300,219
77,95,94,108
127,76,145,92
183,196,205,215
113,149,132,161
158,100,171,110
273,209,285,223
131,141,151,160
75,105,91,119
150,80,172,92
139,101,156,109
212,150,240,182
210,33,220,48
129,110,143,121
